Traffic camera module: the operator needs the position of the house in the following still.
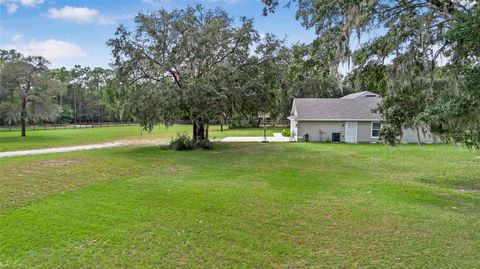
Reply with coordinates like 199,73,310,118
288,91,434,143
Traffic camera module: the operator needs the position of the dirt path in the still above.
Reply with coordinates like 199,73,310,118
0,139,167,158
0,133,291,158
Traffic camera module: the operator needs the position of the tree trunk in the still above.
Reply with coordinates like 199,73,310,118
205,123,209,140
20,97,27,137
193,121,208,142
20,118,26,137
73,88,77,126
78,97,82,125
415,127,422,146
198,123,205,140
193,121,198,142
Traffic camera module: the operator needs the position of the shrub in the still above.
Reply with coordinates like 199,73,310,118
196,139,213,150
281,129,291,137
169,132,195,150
169,132,213,150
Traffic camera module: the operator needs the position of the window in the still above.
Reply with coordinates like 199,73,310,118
371,122,381,138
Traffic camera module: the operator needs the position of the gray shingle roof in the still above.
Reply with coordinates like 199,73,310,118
292,97,381,121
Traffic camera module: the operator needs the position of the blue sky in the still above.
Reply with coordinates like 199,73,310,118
0,0,316,68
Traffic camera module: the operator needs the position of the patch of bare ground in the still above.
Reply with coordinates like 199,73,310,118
165,165,191,173
40,158,83,168
0,156,150,212
458,188,480,193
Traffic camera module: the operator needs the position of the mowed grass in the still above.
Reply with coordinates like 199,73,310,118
0,125,283,151
1,143,479,268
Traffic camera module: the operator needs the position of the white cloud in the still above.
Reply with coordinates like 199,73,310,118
6,2,17,13
1,0,43,13
2,39,87,61
47,6,115,25
47,6,99,23
19,0,42,7
456,0,477,8
431,43,450,66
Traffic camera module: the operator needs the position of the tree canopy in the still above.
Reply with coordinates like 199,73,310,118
263,0,480,148
0,51,64,136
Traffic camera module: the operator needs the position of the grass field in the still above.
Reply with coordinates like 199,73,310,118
0,125,283,152
1,142,479,268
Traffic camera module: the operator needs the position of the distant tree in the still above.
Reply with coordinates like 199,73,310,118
287,43,344,97
213,35,288,126
345,63,387,96
50,67,73,123
51,66,117,125
0,50,64,136
102,76,132,123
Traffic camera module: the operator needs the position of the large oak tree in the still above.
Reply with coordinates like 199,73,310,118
108,5,258,141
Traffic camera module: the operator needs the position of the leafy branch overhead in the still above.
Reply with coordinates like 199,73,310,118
263,0,480,148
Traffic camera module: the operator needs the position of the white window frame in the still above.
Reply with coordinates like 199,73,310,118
371,122,381,138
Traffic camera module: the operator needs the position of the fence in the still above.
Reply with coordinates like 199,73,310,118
263,120,289,127
0,120,290,132
0,122,138,132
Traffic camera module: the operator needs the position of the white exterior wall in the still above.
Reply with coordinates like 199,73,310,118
357,122,381,143
291,120,436,143
296,121,345,142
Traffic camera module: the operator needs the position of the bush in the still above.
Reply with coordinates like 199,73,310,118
281,129,291,137
196,139,213,150
169,132,213,150
169,132,195,150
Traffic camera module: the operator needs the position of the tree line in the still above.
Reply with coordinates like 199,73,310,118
0,50,131,136
1,2,478,149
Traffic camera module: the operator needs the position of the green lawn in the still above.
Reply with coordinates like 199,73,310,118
0,125,283,152
1,143,479,268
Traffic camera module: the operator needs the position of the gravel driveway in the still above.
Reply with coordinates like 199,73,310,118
0,133,291,158
0,139,166,158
